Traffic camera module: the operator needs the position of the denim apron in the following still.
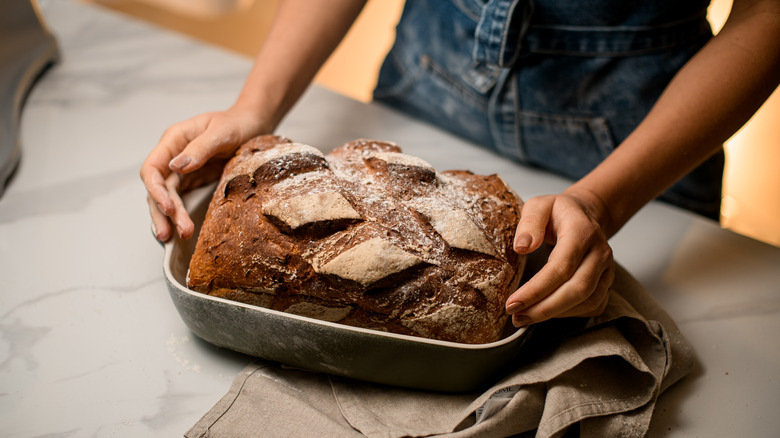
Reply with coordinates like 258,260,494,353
374,0,724,219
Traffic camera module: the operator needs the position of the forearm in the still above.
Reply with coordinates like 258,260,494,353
232,0,368,128
570,0,780,236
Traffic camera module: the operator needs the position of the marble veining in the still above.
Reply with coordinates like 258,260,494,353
0,164,140,223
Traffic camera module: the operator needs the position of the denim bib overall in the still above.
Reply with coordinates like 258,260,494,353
374,0,724,219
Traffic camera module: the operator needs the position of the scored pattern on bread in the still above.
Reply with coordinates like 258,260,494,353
262,191,362,232
412,203,499,257
188,135,525,344
314,237,426,287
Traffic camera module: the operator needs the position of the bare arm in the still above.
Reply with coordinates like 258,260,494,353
141,0,367,241
213,0,369,152
507,0,780,325
575,0,780,235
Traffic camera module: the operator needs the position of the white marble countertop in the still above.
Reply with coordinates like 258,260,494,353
1,1,778,436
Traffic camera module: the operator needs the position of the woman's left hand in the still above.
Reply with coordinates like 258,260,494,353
506,188,616,327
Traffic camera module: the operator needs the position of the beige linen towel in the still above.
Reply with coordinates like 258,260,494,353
186,263,693,438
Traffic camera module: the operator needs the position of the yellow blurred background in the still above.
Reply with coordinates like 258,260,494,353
85,0,779,247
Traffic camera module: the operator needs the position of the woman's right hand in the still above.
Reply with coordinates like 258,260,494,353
138,0,370,242
140,106,272,242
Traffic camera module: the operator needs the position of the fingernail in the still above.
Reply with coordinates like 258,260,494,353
153,223,169,242
170,155,191,170
512,315,532,328
157,201,172,216
514,233,531,250
506,301,526,314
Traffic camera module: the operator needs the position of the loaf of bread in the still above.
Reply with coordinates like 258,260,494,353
187,135,525,344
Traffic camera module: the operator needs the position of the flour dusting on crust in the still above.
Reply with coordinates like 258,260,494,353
188,135,525,344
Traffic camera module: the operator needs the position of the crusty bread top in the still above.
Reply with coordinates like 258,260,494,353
188,135,525,343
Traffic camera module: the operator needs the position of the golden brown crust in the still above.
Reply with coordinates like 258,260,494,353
188,135,525,344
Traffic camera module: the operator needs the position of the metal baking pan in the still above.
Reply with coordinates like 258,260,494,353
163,185,533,393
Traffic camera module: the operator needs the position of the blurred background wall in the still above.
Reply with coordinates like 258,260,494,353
84,0,780,247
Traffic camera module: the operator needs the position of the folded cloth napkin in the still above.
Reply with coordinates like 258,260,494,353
185,262,693,438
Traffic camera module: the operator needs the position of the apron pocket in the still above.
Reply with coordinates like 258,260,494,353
519,111,616,180
375,51,494,147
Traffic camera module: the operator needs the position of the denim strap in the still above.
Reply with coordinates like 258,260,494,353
473,0,534,68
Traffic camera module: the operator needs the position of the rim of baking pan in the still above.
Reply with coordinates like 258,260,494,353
163,238,528,351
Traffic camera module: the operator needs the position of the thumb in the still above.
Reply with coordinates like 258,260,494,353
169,127,239,174
513,195,554,254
